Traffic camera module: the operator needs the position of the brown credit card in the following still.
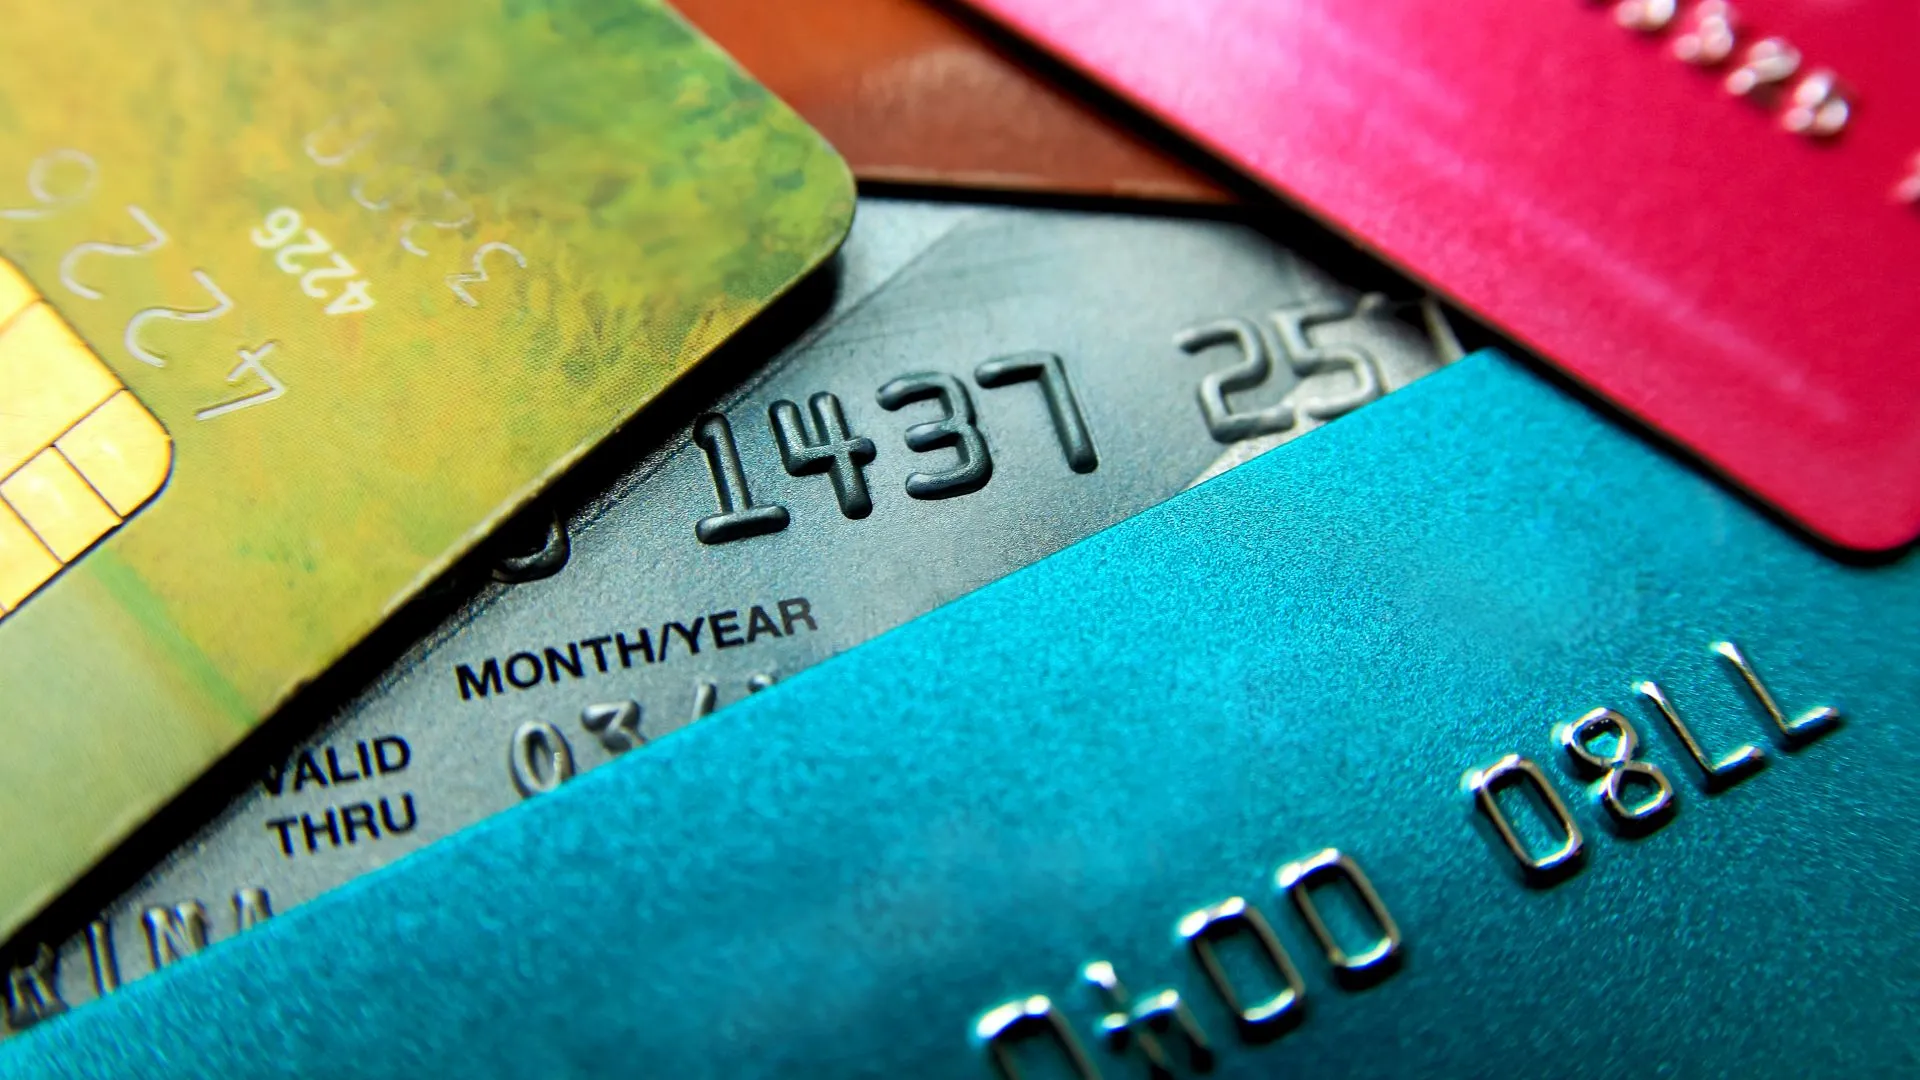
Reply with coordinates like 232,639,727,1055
675,0,1228,201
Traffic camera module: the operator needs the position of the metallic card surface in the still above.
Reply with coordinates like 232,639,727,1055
0,199,1451,1017
676,0,1227,201
963,0,1920,550
0,0,853,938
9,352,1916,1076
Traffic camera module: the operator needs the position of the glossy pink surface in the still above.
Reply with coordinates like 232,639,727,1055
969,0,1920,549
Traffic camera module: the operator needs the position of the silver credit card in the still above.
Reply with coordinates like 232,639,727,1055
2,199,1455,1028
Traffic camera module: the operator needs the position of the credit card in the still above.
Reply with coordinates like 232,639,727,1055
0,198,1458,1028
675,0,1228,200
0,0,852,939
962,0,1920,550
10,351,1913,1076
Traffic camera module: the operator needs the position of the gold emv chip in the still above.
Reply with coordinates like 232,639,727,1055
0,257,170,617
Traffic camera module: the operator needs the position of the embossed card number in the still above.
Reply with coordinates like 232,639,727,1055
301,114,531,308
5,125,544,432
10,150,282,420
693,297,1402,544
978,849,1401,1079
974,641,1840,1079
698,353,1097,538
1597,0,1855,140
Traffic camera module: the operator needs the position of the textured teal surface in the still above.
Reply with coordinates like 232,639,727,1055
8,352,1917,1077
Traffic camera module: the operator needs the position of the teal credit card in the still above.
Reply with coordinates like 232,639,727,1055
6,350,1916,1076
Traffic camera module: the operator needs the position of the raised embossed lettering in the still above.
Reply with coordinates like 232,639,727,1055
1178,317,1290,442
1179,300,1381,445
509,721,575,798
3,946,66,1032
1177,897,1305,1040
877,372,992,498
1782,70,1849,137
975,352,1098,474
1463,755,1585,881
581,701,644,754
143,902,209,969
490,506,570,583
1637,679,1765,786
1557,708,1676,830
693,413,788,544
975,995,1102,1080
1275,849,1402,980
770,392,877,518
234,887,273,932
86,920,120,996
1673,0,1737,65
1083,960,1213,1077
1714,641,1839,742
1899,154,1920,205
1270,299,1383,423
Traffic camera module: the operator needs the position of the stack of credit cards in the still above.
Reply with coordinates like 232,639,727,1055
0,0,1911,1075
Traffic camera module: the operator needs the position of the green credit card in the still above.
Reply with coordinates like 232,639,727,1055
0,0,853,938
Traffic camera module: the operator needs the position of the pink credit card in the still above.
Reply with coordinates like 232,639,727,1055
966,0,1920,550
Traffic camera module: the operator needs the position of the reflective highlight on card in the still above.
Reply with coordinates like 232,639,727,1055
8,353,1915,1077
0,0,852,938
965,0,1920,550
